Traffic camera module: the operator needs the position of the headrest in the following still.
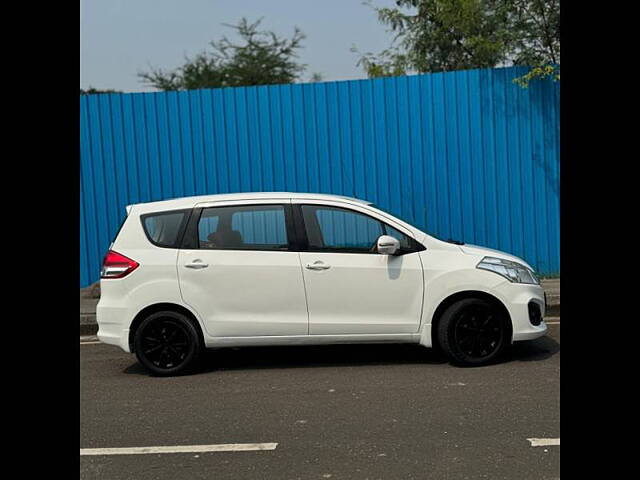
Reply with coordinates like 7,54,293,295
207,230,243,248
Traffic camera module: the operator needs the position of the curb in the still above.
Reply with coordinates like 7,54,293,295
80,324,98,336
80,315,98,336
546,304,560,317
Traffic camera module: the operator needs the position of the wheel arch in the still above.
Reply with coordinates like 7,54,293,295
128,302,205,353
429,290,513,349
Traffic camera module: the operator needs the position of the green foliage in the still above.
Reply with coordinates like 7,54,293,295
375,0,511,72
139,18,307,91
80,87,121,95
357,0,559,87
309,72,325,82
507,0,560,86
512,64,559,88
353,46,410,78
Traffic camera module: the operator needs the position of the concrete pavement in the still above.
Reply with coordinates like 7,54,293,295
80,323,560,479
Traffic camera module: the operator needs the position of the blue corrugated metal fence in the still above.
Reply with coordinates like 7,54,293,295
80,65,560,287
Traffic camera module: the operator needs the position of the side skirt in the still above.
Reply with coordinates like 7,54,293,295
203,333,422,349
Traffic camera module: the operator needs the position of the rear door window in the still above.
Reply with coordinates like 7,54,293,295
197,204,289,250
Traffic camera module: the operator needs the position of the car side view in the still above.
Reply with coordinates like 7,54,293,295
97,192,547,375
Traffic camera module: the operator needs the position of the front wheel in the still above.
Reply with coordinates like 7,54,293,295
134,311,202,376
437,298,511,366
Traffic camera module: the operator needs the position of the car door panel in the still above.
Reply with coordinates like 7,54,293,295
299,251,424,334
178,249,308,337
177,201,309,338
294,201,424,335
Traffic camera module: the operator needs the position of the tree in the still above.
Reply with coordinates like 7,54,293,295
508,0,560,86
139,18,307,91
356,0,559,86
80,87,121,95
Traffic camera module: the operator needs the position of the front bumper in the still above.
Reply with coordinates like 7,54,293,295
494,281,548,342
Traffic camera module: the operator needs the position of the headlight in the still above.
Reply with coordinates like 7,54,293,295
476,256,539,285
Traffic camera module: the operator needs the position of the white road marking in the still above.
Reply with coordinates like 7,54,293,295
528,438,560,447
80,443,278,456
545,321,560,325
80,341,101,345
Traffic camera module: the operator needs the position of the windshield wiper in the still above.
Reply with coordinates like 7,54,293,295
445,238,465,245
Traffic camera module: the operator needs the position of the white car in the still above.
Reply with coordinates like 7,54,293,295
97,192,547,375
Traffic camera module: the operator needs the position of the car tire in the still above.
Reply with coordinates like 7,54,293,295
134,311,202,376
437,298,511,367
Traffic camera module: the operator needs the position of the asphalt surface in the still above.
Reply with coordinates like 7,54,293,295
80,324,559,479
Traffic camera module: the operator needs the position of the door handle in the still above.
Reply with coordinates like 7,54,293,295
305,261,330,270
184,261,209,269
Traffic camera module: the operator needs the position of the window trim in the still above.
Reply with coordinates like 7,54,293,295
180,203,297,252
140,208,191,249
294,203,425,255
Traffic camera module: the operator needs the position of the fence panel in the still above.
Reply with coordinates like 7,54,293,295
79,66,560,287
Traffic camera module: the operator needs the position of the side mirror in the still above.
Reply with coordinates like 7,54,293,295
376,235,400,255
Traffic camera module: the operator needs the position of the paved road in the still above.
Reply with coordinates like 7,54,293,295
80,325,559,479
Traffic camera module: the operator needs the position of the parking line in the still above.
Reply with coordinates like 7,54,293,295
80,443,278,456
527,438,560,447
80,341,101,345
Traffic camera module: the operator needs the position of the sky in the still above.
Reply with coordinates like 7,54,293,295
80,0,398,93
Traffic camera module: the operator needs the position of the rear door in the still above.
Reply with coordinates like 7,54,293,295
177,200,309,337
293,200,425,335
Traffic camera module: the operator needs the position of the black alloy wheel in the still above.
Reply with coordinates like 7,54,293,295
134,311,201,376
437,298,510,366
453,304,503,359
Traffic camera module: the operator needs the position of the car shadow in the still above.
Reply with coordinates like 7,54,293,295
123,334,559,376
510,334,560,362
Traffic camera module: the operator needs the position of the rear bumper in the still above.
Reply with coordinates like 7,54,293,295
96,301,131,353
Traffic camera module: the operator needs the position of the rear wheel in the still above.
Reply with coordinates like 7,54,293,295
437,298,510,366
134,311,202,376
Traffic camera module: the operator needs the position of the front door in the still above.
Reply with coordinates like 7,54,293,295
295,202,424,335
178,201,309,337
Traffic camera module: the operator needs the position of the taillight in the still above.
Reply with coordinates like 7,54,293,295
100,250,139,279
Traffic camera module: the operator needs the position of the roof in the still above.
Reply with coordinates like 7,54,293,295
128,192,371,213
